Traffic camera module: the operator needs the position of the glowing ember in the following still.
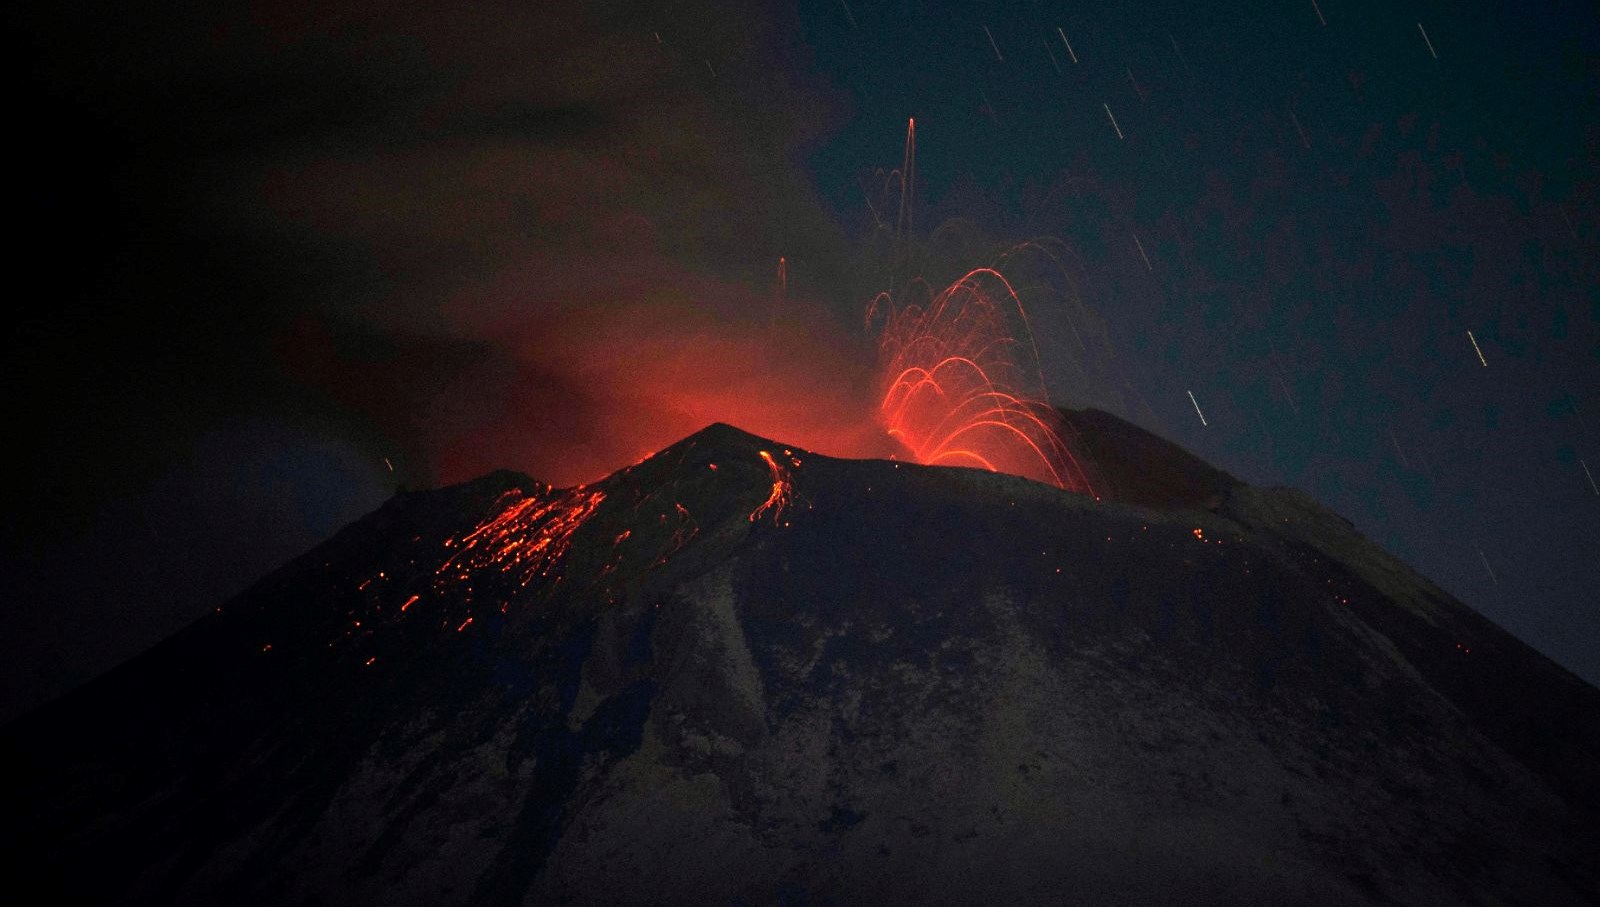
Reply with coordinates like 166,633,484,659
652,502,700,566
436,486,606,591
868,267,1098,494
750,450,794,524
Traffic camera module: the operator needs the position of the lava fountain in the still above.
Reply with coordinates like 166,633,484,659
867,266,1099,495
863,118,1098,495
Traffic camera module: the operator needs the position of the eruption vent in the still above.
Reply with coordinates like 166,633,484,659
869,267,1098,495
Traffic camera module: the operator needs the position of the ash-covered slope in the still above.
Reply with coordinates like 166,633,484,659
3,418,1597,906
1061,406,1240,509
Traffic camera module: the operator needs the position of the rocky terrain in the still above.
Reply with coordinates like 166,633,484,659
3,411,1596,905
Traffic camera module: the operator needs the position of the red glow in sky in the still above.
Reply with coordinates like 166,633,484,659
426,268,897,487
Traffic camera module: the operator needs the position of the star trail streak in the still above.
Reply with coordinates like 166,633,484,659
1057,27,1078,64
1417,22,1439,60
1104,103,1124,139
1188,391,1209,427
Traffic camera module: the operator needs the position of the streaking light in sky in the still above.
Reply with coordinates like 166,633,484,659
1104,103,1124,140
1188,390,1209,427
1477,547,1499,585
1417,22,1439,60
983,25,1003,62
1057,27,1078,64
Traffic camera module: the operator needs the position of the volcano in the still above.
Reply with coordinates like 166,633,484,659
3,411,1597,905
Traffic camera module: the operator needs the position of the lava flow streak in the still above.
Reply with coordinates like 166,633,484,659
437,486,606,591
749,450,795,524
869,267,1097,494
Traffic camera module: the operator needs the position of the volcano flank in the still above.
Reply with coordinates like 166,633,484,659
3,412,1597,905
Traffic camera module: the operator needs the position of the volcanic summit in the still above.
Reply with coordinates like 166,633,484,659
2,412,1597,905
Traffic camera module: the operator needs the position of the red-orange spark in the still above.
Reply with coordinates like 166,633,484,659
400,594,420,612
750,450,794,524
457,617,474,632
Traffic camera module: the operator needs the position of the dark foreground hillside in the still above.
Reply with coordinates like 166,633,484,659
3,416,1596,905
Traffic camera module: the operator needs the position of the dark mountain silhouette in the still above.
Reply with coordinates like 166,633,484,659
1063,407,1239,509
3,412,1597,905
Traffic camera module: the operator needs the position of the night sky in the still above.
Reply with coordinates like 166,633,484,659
5,0,1597,722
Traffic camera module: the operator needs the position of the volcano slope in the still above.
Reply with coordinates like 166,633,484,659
3,416,1597,906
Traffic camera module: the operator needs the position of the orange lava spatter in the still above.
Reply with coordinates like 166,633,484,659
436,486,607,591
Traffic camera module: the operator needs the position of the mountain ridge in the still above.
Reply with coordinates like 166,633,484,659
3,413,1596,905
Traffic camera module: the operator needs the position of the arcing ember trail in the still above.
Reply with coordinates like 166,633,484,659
869,265,1098,496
